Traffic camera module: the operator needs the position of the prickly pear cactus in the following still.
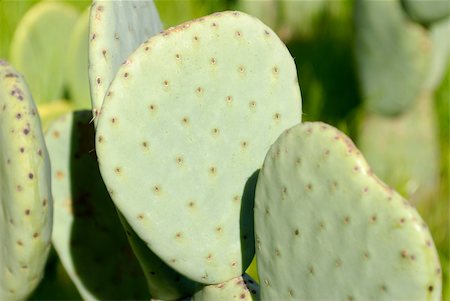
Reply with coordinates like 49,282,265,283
193,274,260,301
118,212,201,300
355,0,431,115
67,8,90,109
0,60,53,300
10,2,79,104
358,92,440,202
255,122,442,300
401,0,450,25
88,0,163,125
44,111,150,300
96,11,301,284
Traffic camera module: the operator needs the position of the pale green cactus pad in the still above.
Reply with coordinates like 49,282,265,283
67,8,90,109
401,0,450,25
355,0,431,115
10,2,79,104
0,60,52,300
96,11,302,284
88,0,162,125
118,212,202,300
193,274,259,301
255,122,442,301
45,111,150,300
359,92,439,203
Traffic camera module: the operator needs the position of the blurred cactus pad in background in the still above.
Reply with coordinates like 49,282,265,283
0,0,449,300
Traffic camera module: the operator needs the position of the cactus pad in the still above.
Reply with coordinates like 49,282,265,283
0,60,52,300
45,111,150,300
359,93,439,202
96,11,301,284
355,0,431,115
255,122,442,300
193,274,260,301
88,0,163,125
10,2,79,104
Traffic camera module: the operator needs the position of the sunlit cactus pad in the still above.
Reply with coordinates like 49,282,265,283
96,11,301,284
45,111,150,300
88,0,162,124
0,60,52,300
255,122,441,301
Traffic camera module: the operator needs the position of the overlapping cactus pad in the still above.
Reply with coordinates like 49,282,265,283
193,273,259,301
88,0,163,124
0,60,52,300
255,122,441,300
45,111,150,300
96,11,302,284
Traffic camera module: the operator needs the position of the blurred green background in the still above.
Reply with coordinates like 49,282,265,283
0,0,448,300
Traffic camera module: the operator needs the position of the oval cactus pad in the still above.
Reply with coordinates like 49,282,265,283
96,11,301,284
255,122,442,300
0,60,52,300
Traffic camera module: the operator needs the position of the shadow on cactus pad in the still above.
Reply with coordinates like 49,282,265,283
45,111,150,300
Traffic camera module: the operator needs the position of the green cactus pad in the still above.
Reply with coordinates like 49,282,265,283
193,274,259,301
67,8,90,109
88,0,163,125
96,11,301,284
0,60,52,300
10,2,79,104
359,92,439,202
355,0,431,115
118,212,202,300
401,0,450,25
255,122,442,300
45,111,150,300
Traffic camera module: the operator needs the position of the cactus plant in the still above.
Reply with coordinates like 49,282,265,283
9,2,79,104
0,60,53,301
254,121,442,300
88,0,163,125
95,10,302,284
